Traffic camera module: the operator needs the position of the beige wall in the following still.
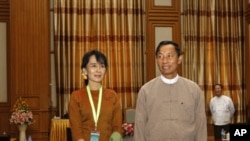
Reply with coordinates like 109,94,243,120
0,22,7,102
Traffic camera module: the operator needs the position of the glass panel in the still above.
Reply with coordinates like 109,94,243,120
154,0,172,6
155,27,172,76
0,22,7,102
51,54,57,107
50,0,57,108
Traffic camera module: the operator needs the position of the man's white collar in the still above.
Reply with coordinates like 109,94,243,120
160,74,179,84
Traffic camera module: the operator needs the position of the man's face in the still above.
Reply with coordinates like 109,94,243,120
214,85,222,97
156,44,182,79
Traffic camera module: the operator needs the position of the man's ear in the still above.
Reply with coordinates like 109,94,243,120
178,55,183,64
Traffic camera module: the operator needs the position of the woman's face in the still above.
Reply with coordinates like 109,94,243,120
156,44,182,79
83,55,106,84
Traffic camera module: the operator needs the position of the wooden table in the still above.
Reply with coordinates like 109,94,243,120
49,119,70,141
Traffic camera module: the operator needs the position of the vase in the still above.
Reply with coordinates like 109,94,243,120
18,124,27,141
123,135,134,141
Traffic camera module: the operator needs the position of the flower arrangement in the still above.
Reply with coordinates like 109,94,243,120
9,97,34,125
122,123,134,136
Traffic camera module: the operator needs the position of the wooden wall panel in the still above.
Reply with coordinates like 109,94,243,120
0,0,9,20
245,1,250,122
145,0,181,81
0,0,11,135
0,111,11,134
147,0,180,13
8,0,51,140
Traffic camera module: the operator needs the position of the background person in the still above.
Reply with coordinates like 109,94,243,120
68,50,123,141
210,84,235,140
134,40,207,141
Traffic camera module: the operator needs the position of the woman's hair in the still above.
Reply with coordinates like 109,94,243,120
81,50,108,69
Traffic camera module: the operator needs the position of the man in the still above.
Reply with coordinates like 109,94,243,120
210,84,235,140
134,40,207,141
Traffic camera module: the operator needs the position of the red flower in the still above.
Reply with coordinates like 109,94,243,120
122,123,134,136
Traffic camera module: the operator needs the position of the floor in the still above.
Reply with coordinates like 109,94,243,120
207,136,230,141
208,136,214,141
123,136,215,141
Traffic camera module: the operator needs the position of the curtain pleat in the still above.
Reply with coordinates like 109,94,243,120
182,0,245,123
54,0,145,116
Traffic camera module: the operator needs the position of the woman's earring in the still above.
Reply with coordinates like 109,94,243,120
82,72,87,80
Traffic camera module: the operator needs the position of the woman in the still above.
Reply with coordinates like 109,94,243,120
68,50,123,141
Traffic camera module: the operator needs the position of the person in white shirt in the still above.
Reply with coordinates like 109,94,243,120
210,84,235,140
